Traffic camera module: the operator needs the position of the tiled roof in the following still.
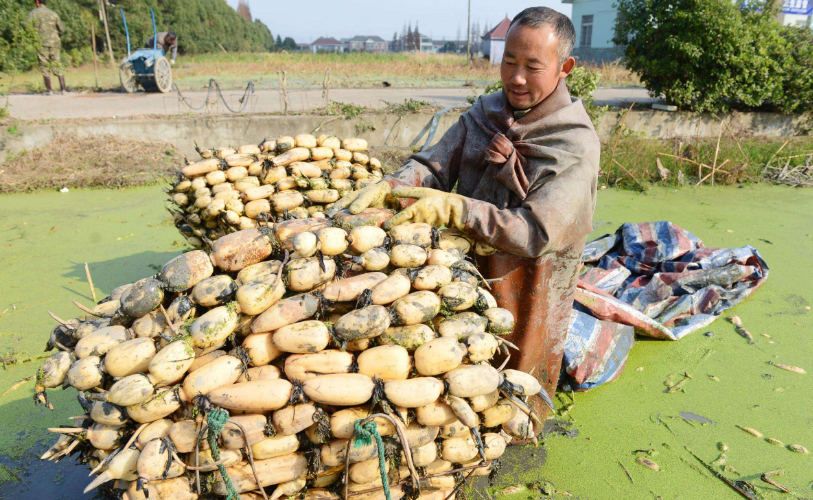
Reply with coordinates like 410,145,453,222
349,35,386,42
482,17,511,40
312,37,343,45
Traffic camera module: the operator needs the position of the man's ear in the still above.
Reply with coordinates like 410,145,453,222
559,57,576,79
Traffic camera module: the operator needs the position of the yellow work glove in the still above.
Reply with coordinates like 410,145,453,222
383,187,469,231
326,180,392,217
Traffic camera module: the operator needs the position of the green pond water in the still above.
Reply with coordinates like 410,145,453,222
0,185,811,499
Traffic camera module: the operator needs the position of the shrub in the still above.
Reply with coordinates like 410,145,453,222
0,0,274,72
613,0,806,113
776,26,813,113
473,66,606,127
566,66,608,129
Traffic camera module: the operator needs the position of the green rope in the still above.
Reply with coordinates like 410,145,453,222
207,408,239,500
353,420,391,500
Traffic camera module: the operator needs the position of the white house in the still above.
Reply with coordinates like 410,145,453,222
482,17,511,64
345,36,388,53
564,0,813,63
311,37,344,53
562,0,622,63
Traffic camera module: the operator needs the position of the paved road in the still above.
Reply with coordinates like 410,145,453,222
6,87,653,121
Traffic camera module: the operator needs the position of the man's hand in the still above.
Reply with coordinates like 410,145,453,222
382,187,469,231
326,180,391,217
170,59,176,65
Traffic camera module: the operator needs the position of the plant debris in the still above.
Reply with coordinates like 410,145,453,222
736,425,763,438
767,361,806,374
727,316,754,344
0,134,180,193
636,457,660,471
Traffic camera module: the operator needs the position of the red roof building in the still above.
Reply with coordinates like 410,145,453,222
482,17,511,64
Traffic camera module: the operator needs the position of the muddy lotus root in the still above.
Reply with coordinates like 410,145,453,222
36,171,548,499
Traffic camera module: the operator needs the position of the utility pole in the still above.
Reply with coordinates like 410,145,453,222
466,0,471,64
99,0,115,68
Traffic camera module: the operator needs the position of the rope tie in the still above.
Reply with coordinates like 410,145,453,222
353,420,391,500
207,408,239,500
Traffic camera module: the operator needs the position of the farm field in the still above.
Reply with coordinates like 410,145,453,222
2,52,641,94
0,184,810,498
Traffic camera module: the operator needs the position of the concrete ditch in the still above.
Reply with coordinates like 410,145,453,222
1,109,810,161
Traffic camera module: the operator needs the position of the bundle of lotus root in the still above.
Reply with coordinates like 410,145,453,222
169,135,384,249
36,212,552,500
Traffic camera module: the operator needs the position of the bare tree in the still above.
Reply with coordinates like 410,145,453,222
470,20,480,55
237,0,252,21
401,22,408,52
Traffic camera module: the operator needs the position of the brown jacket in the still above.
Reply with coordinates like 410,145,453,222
386,80,600,413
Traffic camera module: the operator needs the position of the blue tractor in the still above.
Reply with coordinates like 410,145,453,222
118,8,172,93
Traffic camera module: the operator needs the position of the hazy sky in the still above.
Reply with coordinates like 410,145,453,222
225,0,572,44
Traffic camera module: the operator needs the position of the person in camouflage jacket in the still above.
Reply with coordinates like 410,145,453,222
27,0,66,94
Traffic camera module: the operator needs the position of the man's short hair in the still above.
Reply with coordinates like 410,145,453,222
36,0,46,5
509,7,576,65
167,31,177,40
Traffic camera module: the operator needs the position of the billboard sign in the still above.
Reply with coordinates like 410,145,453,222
783,0,812,15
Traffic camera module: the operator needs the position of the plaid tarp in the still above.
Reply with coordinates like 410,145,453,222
562,221,769,391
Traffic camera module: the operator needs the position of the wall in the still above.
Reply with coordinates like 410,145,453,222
571,0,618,49
571,46,623,64
489,40,505,65
778,12,813,26
1,110,810,162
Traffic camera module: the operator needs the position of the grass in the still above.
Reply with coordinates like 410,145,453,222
1,184,811,499
2,132,809,194
374,135,813,192
604,133,813,190
581,59,642,88
0,135,180,193
1,52,643,93
3,52,501,93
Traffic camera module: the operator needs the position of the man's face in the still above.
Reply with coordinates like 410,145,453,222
500,24,575,110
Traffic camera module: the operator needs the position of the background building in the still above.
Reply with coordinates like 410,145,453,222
310,37,344,53
418,33,434,52
778,0,813,26
562,0,622,64
482,17,510,64
345,36,388,53
565,0,813,64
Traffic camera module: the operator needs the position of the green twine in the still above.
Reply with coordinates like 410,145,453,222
207,408,239,500
353,420,391,500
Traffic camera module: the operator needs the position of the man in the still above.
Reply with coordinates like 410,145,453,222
27,0,66,95
329,7,600,417
146,31,178,65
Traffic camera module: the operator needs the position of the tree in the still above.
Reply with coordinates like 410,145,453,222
236,0,251,21
614,0,790,112
282,36,296,51
414,21,421,51
275,34,283,50
1,0,276,72
406,23,413,52
470,20,480,54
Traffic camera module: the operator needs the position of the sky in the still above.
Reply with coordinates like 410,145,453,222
225,0,572,44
